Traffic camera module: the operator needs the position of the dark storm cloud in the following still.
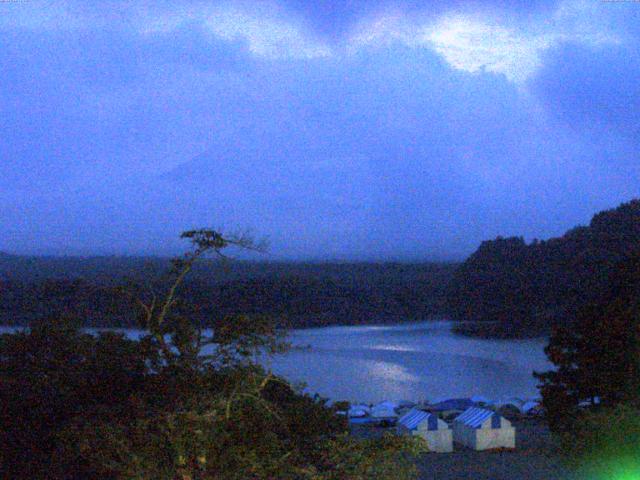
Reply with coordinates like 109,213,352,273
0,0,638,259
532,41,640,140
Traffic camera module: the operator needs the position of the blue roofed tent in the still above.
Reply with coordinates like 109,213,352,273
455,407,496,428
397,408,453,453
430,398,475,414
452,407,515,451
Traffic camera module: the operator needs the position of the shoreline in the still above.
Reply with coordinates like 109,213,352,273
0,317,550,340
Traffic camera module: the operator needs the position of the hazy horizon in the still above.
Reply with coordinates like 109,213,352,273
2,0,639,260
0,246,463,263
1,195,633,262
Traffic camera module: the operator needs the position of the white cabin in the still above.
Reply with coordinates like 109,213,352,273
452,407,515,451
397,408,453,453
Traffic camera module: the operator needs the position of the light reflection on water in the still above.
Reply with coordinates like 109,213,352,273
370,344,418,352
368,360,420,383
0,320,552,404
271,320,551,403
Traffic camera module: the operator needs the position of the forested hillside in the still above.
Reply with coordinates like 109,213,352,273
5,199,639,336
447,199,640,337
0,258,456,328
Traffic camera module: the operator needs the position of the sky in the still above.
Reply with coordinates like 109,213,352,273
0,0,639,260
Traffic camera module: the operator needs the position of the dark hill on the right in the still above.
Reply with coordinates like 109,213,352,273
447,199,640,338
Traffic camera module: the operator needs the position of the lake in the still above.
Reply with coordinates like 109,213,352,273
0,320,551,404
268,321,551,403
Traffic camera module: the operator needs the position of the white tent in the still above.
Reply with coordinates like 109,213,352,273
348,404,371,418
371,401,399,419
397,408,453,453
453,407,516,451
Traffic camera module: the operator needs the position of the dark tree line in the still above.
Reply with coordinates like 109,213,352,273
533,252,640,474
0,261,456,329
447,199,640,337
535,253,640,429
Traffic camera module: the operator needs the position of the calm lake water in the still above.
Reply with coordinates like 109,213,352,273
0,320,551,404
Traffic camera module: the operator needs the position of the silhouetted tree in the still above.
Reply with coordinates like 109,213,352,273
448,198,640,337
535,254,640,433
0,316,147,478
1,230,423,480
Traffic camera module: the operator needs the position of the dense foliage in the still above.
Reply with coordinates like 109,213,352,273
0,231,422,480
0,258,456,329
0,317,148,478
534,253,640,434
557,403,640,475
447,199,640,337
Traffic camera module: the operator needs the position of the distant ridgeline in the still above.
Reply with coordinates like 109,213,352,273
0,257,456,328
447,199,640,338
4,199,639,335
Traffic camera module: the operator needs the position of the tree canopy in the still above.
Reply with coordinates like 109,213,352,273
447,199,640,337
534,253,640,433
0,230,422,480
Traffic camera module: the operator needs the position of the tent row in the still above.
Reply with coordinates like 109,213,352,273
347,397,542,423
396,407,516,452
429,397,543,416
